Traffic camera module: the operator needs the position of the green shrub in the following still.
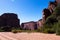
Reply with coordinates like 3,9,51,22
12,29,17,33
12,29,22,33
43,28,55,34
0,29,4,32
47,28,55,34
36,27,43,32
56,21,60,35
42,24,55,34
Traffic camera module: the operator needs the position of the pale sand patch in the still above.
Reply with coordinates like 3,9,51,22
0,32,60,40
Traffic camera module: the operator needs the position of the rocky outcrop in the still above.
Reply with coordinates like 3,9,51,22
0,13,20,31
42,8,51,23
56,0,60,4
37,19,43,28
48,1,57,13
42,0,58,24
21,21,37,30
1,13,20,27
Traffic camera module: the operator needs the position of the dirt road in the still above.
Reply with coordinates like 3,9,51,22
0,32,60,40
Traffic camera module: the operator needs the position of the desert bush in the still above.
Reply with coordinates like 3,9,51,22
36,27,43,32
42,24,56,34
12,29,22,33
0,29,4,32
0,26,12,32
56,21,60,35
12,29,18,33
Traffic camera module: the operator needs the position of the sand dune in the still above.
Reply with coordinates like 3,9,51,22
0,32,60,40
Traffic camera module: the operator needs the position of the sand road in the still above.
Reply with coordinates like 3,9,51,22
0,32,60,40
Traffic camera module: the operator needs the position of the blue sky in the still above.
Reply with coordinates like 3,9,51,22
0,0,55,24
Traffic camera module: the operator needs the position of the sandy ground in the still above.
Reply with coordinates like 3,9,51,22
0,32,60,40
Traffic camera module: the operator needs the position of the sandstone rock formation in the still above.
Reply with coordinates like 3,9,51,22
0,13,20,31
56,0,60,4
42,0,58,24
37,19,43,28
48,1,57,13
42,8,51,24
21,21,37,30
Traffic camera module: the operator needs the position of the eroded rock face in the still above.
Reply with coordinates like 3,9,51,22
0,13,20,31
56,0,60,4
42,8,51,24
42,1,58,24
37,19,43,28
48,1,57,13
21,21,37,30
